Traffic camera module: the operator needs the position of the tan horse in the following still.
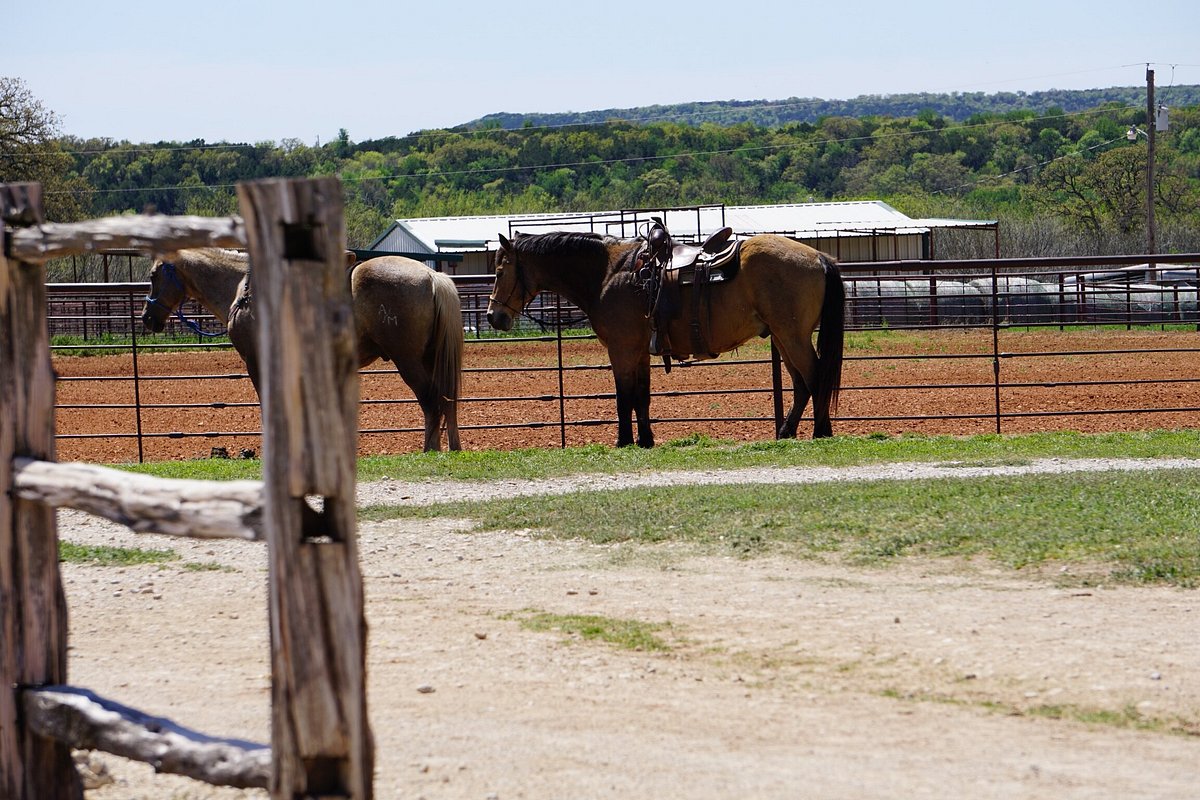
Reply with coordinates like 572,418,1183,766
486,231,844,447
141,248,464,451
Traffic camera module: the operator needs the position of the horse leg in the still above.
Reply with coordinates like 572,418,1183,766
443,396,461,451
633,361,654,448
778,362,813,439
413,390,443,452
393,364,445,452
412,379,459,452
614,382,637,447
424,404,444,452
611,355,653,447
812,403,834,440
771,333,827,439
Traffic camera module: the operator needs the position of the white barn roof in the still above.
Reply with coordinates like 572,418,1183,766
370,201,994,256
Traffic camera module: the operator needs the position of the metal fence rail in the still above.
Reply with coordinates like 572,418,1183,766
46,252,1200,461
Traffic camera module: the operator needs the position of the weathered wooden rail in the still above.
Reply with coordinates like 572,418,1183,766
1,179,373,798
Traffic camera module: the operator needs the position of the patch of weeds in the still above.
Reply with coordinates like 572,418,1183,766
1025,703,1198,736
729,531,768,556
60,542,178,567
1111,558,1199,589
942,457,1035,468
881,689,1199,737
502,609,675,652
661,432,723,449
181,561,235,573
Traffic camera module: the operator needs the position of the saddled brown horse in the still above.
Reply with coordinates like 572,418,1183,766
486,231,844,447
140,248,464,451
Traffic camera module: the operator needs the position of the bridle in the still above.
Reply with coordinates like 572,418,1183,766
488,243,531,318
144,261,224,338
144,261,185,314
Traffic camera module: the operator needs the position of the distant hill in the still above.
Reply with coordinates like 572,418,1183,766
464,85,1200,129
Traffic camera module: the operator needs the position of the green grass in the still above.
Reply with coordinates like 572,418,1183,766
59,542,229,571
363,468,1200,586
118,457,265,481
1002,323,1200,335
108,429,1200,586
52,332,232,357
844,329,940,352
59,542,179,567
1022,702,1198,736
503,609,675,651
882,690,1200,737
112,429,1200,484
467,327,596,341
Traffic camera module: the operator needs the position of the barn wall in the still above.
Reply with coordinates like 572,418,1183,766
445,251,492,276
798,233,925,262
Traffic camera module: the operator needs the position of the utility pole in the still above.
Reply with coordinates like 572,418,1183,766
1146,66,1156,255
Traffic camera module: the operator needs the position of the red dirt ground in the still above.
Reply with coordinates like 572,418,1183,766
52,328,1200,462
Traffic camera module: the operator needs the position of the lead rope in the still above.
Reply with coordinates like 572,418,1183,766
149,262,226,338
174,305,225,338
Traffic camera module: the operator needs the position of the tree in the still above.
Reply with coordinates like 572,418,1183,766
332,128,352,158
0,76,58,157
1035,146,1149,236
0,76,87,220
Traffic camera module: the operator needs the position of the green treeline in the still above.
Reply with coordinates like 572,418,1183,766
34,93,1200,256
465,86,1200,130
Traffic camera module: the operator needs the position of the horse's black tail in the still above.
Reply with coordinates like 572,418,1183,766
815,254,845,416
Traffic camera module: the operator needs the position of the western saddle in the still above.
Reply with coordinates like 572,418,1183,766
636,217,741,371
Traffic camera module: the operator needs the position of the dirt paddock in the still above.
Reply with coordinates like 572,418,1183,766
53,328,1200,462
64,464,1200,800
46,328,1200,798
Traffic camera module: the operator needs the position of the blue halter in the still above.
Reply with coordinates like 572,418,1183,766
145,262,225,338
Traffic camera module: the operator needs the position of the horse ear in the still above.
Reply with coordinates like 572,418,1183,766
498,233,511,250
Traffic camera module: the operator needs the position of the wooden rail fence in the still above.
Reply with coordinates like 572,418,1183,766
1,178,373,798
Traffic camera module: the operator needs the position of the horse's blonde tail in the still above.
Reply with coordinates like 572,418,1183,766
429,271,464,443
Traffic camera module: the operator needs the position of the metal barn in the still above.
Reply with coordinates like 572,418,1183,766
369,200,996,275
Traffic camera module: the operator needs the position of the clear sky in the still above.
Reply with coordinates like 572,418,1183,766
6,0,1199,145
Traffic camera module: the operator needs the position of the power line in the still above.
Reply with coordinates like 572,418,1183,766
933,135,1127,196
43,105,1144,199
30,84,1175,161
27,96,860,158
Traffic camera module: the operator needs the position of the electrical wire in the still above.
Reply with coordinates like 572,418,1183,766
28,82,1175,160
933,135,1128,196
42,104,1146,198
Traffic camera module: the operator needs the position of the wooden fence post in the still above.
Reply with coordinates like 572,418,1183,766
237,177,372,799
0,184,82,798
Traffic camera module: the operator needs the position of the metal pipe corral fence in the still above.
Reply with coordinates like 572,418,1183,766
47,253,1200,461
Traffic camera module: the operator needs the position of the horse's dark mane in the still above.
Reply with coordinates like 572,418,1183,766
513,231,619,258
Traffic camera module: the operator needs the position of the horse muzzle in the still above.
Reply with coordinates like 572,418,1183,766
141,308,167,333
486,308,513,332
